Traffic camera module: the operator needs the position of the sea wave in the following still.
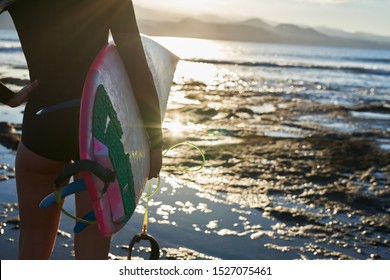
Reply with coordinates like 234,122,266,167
0,37,20,42
184,58,390,76
343,57,390,64
0,46,22,53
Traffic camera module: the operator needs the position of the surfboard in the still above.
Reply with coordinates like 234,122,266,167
40,35,178,237
80,35,178,236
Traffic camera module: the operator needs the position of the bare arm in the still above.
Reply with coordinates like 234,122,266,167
0,80,38,107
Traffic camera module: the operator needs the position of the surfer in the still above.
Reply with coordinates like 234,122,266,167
1,0,162,259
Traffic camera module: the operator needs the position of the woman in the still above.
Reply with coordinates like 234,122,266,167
0,0,162,259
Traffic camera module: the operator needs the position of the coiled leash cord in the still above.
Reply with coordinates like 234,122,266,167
128,142,206,260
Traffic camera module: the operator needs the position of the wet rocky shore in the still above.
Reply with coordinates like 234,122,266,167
1,72,390,260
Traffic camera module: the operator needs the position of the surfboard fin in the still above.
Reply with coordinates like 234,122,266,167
73,211,96,234
39,179,87,208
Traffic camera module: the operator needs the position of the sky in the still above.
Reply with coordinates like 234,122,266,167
133,0,390,37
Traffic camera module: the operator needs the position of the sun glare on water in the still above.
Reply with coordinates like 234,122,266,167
176,61,218,85
154,36,224,84
154,36,224,60
163,120,205,137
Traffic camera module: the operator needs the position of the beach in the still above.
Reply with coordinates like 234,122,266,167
1,32,390,260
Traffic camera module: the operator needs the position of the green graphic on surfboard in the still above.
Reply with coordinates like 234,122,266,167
93,84,135,222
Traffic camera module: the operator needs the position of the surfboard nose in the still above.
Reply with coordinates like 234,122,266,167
141,34,180,119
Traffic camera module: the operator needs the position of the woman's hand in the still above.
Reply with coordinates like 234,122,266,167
148,148,162,179
6,80,38,107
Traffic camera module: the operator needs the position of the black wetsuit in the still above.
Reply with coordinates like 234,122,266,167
0,83,13,104
1,0,162,161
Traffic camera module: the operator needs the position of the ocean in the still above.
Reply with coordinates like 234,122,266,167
0,29,389,260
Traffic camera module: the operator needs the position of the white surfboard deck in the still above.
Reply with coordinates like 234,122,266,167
79,35,178,236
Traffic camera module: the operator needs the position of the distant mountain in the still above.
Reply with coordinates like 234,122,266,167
315,26,390,45
133,5,390,49
240,18,274,31
138,18,281,43
134,5,231,23
138,18,390,50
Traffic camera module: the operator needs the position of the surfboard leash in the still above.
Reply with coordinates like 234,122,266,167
128,142,206,260
40,141,205,259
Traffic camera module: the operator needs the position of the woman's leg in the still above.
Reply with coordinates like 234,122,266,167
15,142,67,259
16,142,111,259
74,190,111,259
